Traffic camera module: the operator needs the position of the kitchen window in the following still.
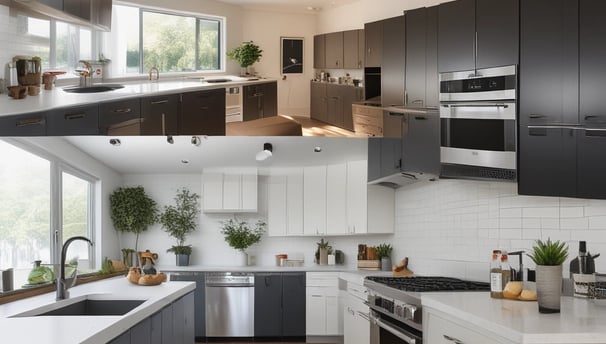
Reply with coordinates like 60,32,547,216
104,5,223,76
0,140,97,288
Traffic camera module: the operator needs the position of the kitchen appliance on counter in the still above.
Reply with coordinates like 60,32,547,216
14,56,41,86
205,272,255,338
365,276,490,344
439,65,517,181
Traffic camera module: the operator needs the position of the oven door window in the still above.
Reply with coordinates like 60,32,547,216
371,312,423,344
441,118,516,152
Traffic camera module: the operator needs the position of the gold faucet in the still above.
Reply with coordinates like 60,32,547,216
149,66,159,81
76,60,93,87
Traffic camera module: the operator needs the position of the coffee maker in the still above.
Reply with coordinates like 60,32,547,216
14,56,41,86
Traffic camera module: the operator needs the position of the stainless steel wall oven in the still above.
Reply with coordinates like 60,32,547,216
439,65,517,180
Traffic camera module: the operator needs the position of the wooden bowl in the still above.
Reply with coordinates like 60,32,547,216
7,86,27,99
28,85,40,96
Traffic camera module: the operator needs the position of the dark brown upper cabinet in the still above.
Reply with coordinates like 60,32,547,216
364,20,383,68
438,0,519,72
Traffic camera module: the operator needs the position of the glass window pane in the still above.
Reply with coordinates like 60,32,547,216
25,17,51,69
0,141,50,287
108,5,140,75
142,11,196,72
79,28,92,61
198,19,220,70
62,172,93,273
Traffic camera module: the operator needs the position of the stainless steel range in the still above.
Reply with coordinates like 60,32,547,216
364,276,490,344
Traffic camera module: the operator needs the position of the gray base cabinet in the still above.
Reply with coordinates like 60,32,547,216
108,292,194,344
254,272,306,339
170,272,206,340
0,112,47,136
310,81,363,131
47,105,99,135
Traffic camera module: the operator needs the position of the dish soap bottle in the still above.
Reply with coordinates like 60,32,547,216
500,251,511,292
490,250,503,298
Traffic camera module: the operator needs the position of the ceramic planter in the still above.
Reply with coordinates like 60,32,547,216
536,264,563,313
176,254,190,266
238,251,249,266
381,257,392,271
319,248,329,265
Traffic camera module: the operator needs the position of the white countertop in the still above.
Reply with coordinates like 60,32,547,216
0,76,276,117
422,292,606,344
0,277,195,344
158,264,360,273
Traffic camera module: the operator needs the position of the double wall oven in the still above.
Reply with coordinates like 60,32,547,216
365,276,489,344
439,65,518,180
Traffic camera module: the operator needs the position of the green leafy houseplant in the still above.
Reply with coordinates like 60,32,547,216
527,238,569,266
109,186,158,256
376,243,393,259
159,188,200,257
227,41,263,68
220,217,266,251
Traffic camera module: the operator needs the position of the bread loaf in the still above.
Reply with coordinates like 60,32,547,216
503,281,523,299
126,267,141,284
137,273,167,286
518,289,538,301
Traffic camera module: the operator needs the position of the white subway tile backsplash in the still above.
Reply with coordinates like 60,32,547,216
394,179,606,280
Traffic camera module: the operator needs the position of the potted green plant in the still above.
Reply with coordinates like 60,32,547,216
220,217,266,266
109,186,158,267
527,238,569,313
159,188,200,266
376,243,393,271
227,41,263,76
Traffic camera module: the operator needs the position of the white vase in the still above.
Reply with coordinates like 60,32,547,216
237,251,248,266
536,264,563,313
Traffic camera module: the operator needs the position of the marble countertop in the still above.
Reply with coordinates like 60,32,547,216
0,76,276,117
0,277,195,344
422,292,606,344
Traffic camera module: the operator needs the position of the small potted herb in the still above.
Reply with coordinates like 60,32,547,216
527,238,569,313
159,188,200,266
109,186,158,267
376,243,393,271
220,217,266,266
227,41,263,76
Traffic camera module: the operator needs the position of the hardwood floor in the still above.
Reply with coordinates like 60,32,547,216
280,115,357,137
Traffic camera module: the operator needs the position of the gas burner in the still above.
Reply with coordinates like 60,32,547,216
366,276,490,292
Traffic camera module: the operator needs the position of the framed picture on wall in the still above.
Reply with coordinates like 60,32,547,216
281,37,304,74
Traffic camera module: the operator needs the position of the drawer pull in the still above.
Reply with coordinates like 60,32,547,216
113,108,132,114
64,113,85,120
253,93,263,97
16,118,45,127
529,114,545,119
443,334,464,344
201,106,209,110
150,100,169,105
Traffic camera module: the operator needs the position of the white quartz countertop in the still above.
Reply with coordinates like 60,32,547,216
158,264,361,273
0,277,195,344
0,76,276,117
422,292,606,344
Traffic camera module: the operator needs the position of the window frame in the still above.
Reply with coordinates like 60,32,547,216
1,138,98,272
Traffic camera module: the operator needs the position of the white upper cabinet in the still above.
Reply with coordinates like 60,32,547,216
303,165,327,235
346,160,369,234
326,163,348,235
267,169,304,237
202,168,258,213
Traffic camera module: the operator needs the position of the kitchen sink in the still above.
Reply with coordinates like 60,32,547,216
12,298,145,317
63,84,125,93
204,78,232,83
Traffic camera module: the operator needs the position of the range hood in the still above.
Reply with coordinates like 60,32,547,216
368,170,434,189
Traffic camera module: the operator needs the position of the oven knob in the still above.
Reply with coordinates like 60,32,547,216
395,304,404,318
403,304,418,321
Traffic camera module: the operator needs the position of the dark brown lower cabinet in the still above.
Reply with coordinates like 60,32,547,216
99,99,142,135
180,88,226,135
310,81,362,131
0,112,47,136
47,105,99,135
243,82,278,121
141,94,179,136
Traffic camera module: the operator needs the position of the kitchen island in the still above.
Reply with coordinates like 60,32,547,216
0,277,195,344
422,292,606,344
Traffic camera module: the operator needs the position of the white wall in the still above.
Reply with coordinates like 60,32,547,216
241,10,316,117
393,179,606,282
122,173,391,269
19,138,123,267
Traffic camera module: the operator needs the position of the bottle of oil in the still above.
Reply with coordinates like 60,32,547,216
490,249,503,298
500,251,511,292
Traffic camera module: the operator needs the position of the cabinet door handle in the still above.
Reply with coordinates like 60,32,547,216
113,108,132,114
529,114,545,119
357,311,370,321
414,116,427,121
151,99,169,105
64,113,85,120
443,334,465,344
16,118,45,127
253,93,263,97
311,294,323,297
585,128,606,137
161,113,166,136
585,115,603,121
200,106,209,110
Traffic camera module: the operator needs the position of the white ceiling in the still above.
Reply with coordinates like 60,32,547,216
64,136,368,174
215,0,359,13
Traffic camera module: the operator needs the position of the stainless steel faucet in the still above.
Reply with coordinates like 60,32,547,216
149,66,159,81
76,60,93,87
56,236,93,300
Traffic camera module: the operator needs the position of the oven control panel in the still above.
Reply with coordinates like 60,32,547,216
368,291,422,325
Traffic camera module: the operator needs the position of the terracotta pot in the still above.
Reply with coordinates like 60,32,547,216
536,264,563,313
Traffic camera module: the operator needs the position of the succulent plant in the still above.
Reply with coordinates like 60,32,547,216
527,238,569,266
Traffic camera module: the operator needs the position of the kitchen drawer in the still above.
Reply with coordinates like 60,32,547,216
47,105,99,135
354,113,382,127
307,272,339,287
425,311,511,344
0,113,46,136
99,98,141,135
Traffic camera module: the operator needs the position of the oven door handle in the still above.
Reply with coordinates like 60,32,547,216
442,103,509,108
371,314,417,344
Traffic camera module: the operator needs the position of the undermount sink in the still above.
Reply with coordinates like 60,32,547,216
63,84,125,93
204,78,232,83
13,298,145,317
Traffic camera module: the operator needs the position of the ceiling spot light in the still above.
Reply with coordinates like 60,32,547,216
181,159,190,164
191,136,201,146
166,135,174,144
109,138,121,146
256,143,273,162
314,146,322,152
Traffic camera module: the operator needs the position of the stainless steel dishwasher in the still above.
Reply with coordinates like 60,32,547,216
205,272,255,338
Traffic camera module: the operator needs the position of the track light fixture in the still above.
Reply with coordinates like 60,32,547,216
166,135,174,144
255,142,273,162
109,138,121,146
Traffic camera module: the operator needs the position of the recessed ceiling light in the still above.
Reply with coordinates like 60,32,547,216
307,6,321,11
181,159,189,164
109,138,121,146
314,146,322,152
